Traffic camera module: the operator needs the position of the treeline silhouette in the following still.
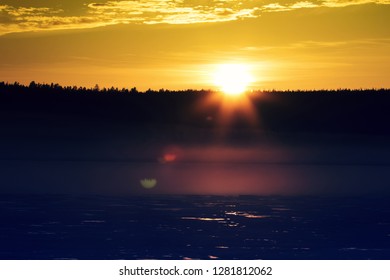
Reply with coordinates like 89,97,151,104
1,81,388,95
1,81,390,134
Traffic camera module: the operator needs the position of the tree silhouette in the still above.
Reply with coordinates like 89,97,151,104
0,81,389,134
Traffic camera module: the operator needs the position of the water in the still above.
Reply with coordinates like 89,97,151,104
0,194,389,259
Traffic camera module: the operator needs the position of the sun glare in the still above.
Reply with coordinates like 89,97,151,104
213,64,253,96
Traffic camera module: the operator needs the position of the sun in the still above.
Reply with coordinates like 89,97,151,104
213,63,253,96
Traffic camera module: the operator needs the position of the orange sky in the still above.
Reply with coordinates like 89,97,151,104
0,1,389,90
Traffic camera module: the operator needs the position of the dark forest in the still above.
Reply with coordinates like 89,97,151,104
1,81,390,135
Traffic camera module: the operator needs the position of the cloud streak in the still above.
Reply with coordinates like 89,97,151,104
87,0,260,24
0,5,108,34
0,0,389,35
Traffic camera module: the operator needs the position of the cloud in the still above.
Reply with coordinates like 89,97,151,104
260,0,370,12
322,0,390,7
0,5,108,34
0,0,389,35
87,0,260,25
291,1,319,8
0,1,260,35
262,3,292,12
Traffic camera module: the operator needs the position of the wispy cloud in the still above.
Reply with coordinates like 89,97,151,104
0,5,108,34
260,0,379,12
322,0,390,7
87,0,260,25
0,0,389,35
0,1,260,35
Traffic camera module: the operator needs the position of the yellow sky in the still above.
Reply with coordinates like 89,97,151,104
0,1,389,90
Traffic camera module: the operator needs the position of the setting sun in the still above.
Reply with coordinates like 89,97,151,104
213,64,254,96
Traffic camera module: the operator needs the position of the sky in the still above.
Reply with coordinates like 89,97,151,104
0,0,389,90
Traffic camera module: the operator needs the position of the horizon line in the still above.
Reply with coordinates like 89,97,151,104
1,81,390,94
